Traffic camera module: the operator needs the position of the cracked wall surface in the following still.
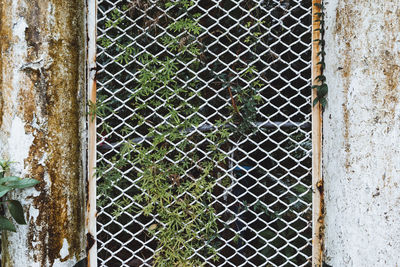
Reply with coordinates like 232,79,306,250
0,0,87,266
323,0,400,265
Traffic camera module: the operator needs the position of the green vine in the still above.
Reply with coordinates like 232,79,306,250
313,2,328,109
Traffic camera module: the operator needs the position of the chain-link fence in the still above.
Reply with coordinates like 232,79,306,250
96,0,312,266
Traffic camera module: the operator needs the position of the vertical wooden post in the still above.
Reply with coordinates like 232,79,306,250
312,0,324,266
87,0,98,266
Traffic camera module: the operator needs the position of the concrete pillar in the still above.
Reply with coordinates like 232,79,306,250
323,1,400,265
0,0,87,266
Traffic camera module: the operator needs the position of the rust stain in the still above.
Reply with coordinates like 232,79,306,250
335,1,400,176
342,42,351,172
0,0,11,132
335,0,355,174
380,51,399,122
0,0,86,266
32,0,85,265
316,178,325,247
335,1,361,174
316,178,325,261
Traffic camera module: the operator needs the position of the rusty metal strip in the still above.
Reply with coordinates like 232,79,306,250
86,0,98,266
312,0,324,266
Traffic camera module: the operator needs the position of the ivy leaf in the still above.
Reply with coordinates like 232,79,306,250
320,98,328,109
7,200,26,225
313,97,320,107
317,84,328,97
6,178,40,189
0,216,16,232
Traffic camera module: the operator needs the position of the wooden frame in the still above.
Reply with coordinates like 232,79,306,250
312,0,324,266
87,0,98,266
86,1,324,266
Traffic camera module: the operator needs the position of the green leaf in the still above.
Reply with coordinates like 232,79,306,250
313,97,320,107
7,200,26,224
0,185,12,198
320,97,328,109
317,84,328,97
318,62,326,70
0,176,21,184
0,216,16,232
7,178,40,189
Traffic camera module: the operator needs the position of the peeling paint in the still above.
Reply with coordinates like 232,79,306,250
323,0,400,265
60,238,70,259
0,0,87,266
8,116,34,174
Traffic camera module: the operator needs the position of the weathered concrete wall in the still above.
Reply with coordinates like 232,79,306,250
323,0,400,265
0,0,87,266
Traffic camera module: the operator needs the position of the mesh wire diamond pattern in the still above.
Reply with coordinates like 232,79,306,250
96,0,312,266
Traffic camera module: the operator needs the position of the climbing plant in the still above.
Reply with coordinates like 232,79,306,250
96,0,312,266
313,2,328,109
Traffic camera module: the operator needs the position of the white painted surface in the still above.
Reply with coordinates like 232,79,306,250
8,117,34,175
59,238,69,259
323,0,400,266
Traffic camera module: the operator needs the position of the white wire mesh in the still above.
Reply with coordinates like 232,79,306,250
96,0,312,266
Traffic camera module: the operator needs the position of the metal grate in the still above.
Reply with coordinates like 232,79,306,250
96,0,312,266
